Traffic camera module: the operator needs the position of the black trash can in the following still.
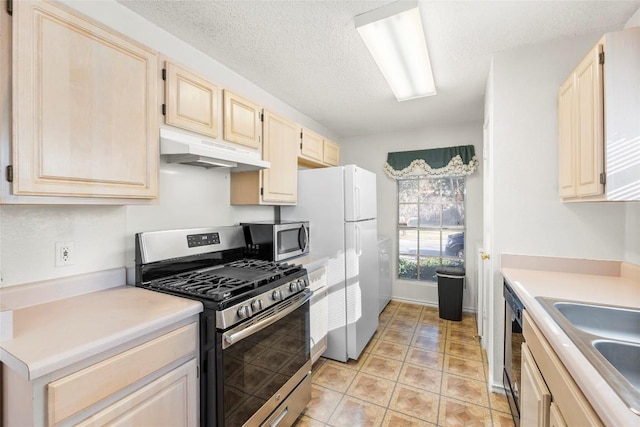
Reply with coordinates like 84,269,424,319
436,266,465,321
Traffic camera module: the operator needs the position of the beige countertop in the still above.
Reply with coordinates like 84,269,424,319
501,264,640,427
0,271,202,381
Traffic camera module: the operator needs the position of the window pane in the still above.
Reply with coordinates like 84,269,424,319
397,176,465,282
418,229,440,256
443,230,465,258
399,256,418,280
398,229,418,256
419,256,439,282
398,179,419,203
399,204,417,226
418,204,441,227
443,203,464,227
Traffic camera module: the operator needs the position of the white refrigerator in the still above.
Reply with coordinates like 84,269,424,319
282,165,379,362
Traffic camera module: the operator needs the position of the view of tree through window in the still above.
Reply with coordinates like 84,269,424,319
397,177,465,281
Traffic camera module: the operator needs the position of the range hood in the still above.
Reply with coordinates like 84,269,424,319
159,128,270,171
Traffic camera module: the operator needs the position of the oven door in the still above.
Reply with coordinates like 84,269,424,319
274,223,309,261
217,290,312,427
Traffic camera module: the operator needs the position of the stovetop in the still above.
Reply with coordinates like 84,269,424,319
145,258,302,303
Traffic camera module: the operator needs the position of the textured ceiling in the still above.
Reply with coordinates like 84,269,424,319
117,0,640,139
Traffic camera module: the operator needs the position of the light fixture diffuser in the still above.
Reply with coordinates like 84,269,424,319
355,1,436,101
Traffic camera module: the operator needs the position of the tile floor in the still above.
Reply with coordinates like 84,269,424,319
293,301,515,427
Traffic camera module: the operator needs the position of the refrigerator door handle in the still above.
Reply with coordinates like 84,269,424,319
354,186,361,220
355,224,362,256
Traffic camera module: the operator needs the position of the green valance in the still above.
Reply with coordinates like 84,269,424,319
384,145,479,179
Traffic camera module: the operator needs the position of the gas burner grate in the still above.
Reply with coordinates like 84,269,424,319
146,259,304,303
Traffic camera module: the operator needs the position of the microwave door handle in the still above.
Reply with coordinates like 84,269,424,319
299,225,309,251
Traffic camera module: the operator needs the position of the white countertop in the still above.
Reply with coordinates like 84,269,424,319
293,254,329,272
501,266,640,427
1,285,202,380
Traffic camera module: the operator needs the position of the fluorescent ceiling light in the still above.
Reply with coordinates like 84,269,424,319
355,1,436,101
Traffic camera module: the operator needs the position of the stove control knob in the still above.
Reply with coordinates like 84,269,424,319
272,289,282,301
289,282,298,292
237,305,252,319
298,279,307,289
251,299,263,312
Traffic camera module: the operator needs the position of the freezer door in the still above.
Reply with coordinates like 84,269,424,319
345,219,379,360
344,165,377,222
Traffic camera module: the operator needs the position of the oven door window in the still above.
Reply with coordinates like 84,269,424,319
220,301,310,426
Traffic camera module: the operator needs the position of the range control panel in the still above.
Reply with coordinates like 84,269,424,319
187,232,221,248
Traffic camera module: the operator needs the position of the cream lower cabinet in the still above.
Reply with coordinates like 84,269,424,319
231,109,298,205
522,312,603,427
520,343,550,427
2,322,198,427
10,0,158,200
76,359,197,427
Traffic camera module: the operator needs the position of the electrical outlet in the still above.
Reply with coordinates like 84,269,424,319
55,242,74,267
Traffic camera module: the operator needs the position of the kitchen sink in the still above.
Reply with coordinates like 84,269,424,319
537,297,640,415
552,301,640,343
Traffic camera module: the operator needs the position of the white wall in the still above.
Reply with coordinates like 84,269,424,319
0,0,337,287
625,7,640,28
341,123,483,312
625,203,640,264
486,32,629,388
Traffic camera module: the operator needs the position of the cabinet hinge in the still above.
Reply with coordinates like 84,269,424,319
6,0,12,16
197,365,200,378
300,131,303,139
260,112,263,122
599,52,605,65
300,142,303,149
161,68,166,81
600,172,606,185
6,165,13,182
161,104,166,116
260,187,264,196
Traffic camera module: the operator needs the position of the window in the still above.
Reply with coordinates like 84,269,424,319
398,176,465,281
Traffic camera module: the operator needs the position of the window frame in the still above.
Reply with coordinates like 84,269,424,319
396,176,466,282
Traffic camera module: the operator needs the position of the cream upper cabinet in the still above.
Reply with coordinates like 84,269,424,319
230,109,297,205
11,0,158,200
558,42,604,199
558,75,576,198
298,128,341,168
323,139,340,166
558,27,640,201
300,128,324,163
164,61,219,139
223,90,261,149
520,343,550,427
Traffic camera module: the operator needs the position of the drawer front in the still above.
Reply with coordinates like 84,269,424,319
47,322,197,426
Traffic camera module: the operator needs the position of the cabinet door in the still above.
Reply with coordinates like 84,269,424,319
574,44,604,197
76,359,198,427
262,110,298,204
13,1,158,199
521,343,550,427
549,403,567,427
323,139,340,166
165,61,218,139
558,75,575,198
223,90,261,149
301,128,324,162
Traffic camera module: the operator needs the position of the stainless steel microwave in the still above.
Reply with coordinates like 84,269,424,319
242,221,309,262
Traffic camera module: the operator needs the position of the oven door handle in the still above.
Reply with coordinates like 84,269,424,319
222,290,312,349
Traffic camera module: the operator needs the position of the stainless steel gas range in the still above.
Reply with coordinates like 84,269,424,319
135,226,312,427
